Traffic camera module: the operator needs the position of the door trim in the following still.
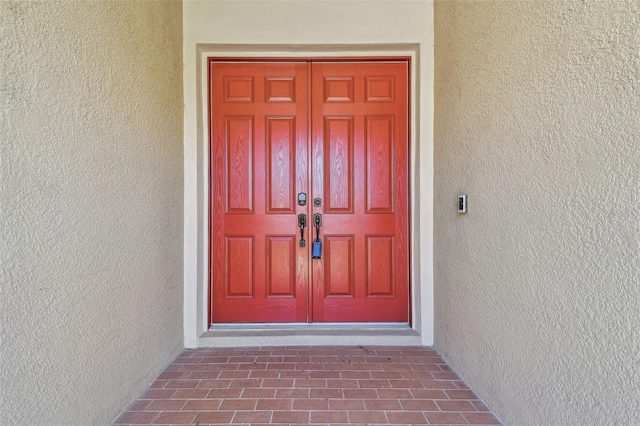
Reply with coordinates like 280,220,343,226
186,44,431,347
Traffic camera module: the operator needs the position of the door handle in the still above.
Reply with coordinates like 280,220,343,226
298,214,307,247
312,214,322,259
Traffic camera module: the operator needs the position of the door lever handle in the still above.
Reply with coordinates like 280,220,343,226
312,214,322,259
298,214,307,247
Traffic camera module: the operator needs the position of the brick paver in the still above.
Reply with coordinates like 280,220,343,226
113,346,501,425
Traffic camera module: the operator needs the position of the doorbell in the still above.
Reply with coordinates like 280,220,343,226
458,194,467,213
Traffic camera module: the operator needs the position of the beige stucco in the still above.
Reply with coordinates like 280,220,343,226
183,0,435,347
434,1,640,424
0,1,184,424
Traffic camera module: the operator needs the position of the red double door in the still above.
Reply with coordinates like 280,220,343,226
210,60,409,323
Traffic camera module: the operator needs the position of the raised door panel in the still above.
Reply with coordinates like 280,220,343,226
323,77,354,103
266,236,296,297
366,235,394,297
225,116,254,213
224,76,254,102
366,116,394,213
225,236,254,297
266,77,296,102
266,117,296,213
365,76,395,102
324,117,354,213
324,235,355,297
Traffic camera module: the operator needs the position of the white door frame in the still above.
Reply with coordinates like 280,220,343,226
183,44,434,348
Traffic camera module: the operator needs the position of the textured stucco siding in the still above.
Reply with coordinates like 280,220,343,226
0,1,183,425
434,1,640,425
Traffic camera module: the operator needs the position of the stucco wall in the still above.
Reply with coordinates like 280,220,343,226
183,0,434,346
434,1,640,424
0,1,183,424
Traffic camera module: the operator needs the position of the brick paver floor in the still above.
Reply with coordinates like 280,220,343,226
113,346,501,425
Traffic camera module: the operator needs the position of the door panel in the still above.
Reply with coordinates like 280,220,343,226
265,117,296,213
210,60,409,324
323,117,354,213
225,116,254,213
310,62,409,322
210,62,309,323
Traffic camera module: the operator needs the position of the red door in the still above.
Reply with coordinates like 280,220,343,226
210,60,409,323
210,62,309,322
310,62,409,322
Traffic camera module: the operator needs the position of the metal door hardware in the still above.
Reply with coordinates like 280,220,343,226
312,214,322,259
298,214,307,247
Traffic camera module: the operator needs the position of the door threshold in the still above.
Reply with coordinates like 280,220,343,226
198,323,422,348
